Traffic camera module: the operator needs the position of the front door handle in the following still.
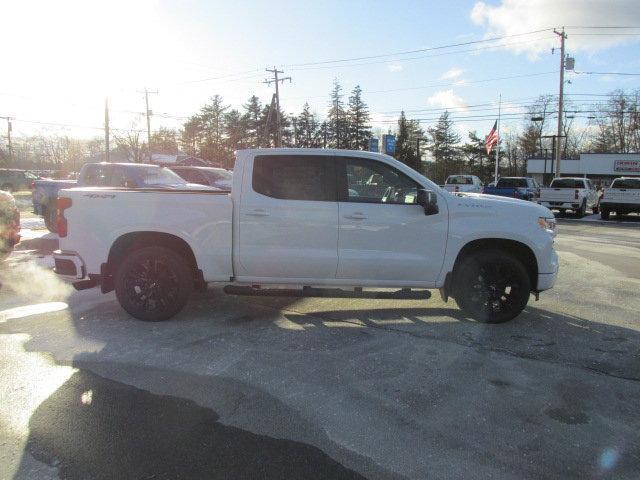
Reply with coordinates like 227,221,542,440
246,209,270,217
344,212,367,220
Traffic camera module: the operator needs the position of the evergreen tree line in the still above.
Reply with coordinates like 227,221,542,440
1,87,638,185
177,80,372,167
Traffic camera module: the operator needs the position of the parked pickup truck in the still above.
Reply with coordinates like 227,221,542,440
600,177,640,220
53,149,559,324
538,177,599,217
443,175,483,193
483,177,540,201
34,162,213,231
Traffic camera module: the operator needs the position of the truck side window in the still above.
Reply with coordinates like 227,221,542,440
340,158,419,205
252,155,335,201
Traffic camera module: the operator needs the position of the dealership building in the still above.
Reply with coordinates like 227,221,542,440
527,153,640,187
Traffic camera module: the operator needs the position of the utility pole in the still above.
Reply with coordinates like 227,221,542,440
0,117,12,165
104,97,110,162
138,87,158,161
554,27,567,178
264,68,291,147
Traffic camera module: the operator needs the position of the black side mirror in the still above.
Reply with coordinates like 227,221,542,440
417,189,439,216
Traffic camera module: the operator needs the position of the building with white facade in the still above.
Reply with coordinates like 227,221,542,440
527,153,640,187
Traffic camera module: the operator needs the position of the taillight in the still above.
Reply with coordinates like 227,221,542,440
30,181,35,190
56,197,72,237
574,189,579,200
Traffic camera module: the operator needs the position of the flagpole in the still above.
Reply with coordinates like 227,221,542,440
494,94,501,184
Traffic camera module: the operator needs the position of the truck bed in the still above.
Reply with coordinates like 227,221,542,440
59,187,234,282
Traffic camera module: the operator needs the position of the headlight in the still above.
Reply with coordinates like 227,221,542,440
538,217,557,235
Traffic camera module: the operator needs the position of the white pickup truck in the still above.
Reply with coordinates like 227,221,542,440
53,149,559,324
443,175,483,193
600,177,640,220
538,177,599,217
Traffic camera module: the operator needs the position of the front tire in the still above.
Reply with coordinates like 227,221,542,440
114,246,193,321
453,250,531,323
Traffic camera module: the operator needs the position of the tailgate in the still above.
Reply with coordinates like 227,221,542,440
603,189,640,204
540,188,575,202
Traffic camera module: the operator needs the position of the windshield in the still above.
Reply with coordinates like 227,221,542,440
611,178,640,189
203,168,232,183
140,167,187,187
446,175,473,185
550,178,585,188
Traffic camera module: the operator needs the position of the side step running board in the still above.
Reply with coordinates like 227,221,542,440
223,285,431,300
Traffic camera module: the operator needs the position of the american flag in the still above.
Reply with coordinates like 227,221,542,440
485,120,498,155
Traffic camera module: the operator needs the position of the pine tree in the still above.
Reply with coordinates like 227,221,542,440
428,111,460,183
395,111,426,172
347,85,371,150
327,79,347,149
224,109,249,165
297,103,320,148
199,95,228,162
243,95,263,147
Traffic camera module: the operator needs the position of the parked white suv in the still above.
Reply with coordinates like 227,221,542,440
53,149,558,324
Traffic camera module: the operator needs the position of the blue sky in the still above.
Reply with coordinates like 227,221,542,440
1,0,639,140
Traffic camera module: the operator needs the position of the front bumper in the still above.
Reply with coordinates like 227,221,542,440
537,249,559,291
53,250,86,280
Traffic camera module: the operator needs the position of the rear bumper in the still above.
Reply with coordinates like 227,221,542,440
539,201,581,210
600,202,640,211
53,250,86,280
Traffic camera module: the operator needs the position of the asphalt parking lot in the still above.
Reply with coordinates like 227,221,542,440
1,219,639,479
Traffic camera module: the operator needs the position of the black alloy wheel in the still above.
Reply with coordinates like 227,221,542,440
453,250,531,323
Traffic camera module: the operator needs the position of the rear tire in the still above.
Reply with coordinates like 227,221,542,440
576,200,586,218
600,209,610,220
44,207,57,233
114,246,193,321
453,250,531,324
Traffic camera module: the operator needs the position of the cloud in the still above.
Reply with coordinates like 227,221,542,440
427,90,468,111
387,63,403,72
441,68,464,80
470,0,640,57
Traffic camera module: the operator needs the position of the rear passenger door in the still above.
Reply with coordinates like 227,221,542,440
237,154,339,280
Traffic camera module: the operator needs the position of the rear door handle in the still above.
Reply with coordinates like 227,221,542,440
246,209,270,217
344,212,367,220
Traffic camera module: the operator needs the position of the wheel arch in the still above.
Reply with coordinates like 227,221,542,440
101,231,201,293
447,238,538,293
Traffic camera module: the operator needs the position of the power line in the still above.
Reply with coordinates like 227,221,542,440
574,71,640,76
288,36,554,72
284,28,552,67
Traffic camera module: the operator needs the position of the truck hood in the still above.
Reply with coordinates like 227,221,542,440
451,192,553,217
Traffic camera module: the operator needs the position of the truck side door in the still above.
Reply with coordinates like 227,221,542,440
237,154,339,280
335,156,447,285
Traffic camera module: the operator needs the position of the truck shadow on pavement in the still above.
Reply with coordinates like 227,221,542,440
18,366,374,480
